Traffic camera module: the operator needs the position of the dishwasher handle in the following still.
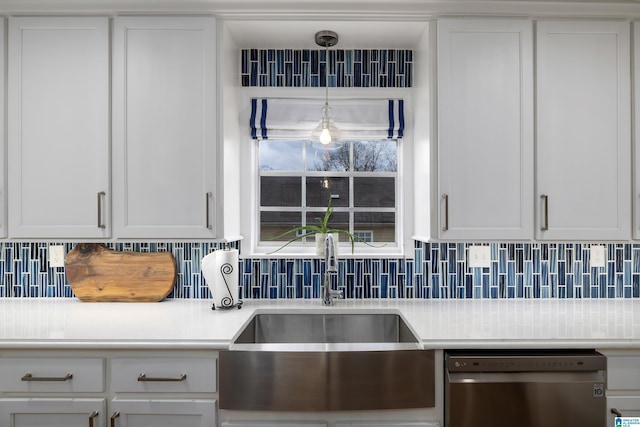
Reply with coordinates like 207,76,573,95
447,370,606,384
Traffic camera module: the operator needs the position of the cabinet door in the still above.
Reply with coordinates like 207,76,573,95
608,397,640,427
536,21,631,240
633,22,640,239
436,18,534,239
8,17,110,238
336,423,438,427
0,18,5,239
113,16,217,238
110,399,215,427
0,398,105,427
222,423,326,427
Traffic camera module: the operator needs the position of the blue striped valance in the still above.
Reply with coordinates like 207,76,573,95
250,98,404,140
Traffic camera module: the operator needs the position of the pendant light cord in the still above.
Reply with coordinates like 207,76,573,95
323,41,330,125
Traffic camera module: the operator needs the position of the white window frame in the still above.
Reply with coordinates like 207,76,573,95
239,87,414,258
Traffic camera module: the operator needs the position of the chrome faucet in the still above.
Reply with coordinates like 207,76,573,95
322,233,343,305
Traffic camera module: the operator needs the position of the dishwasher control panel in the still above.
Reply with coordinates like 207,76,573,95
446,350,606,372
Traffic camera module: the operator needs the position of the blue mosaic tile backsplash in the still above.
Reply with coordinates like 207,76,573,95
1,241,639,299
241,49,413,88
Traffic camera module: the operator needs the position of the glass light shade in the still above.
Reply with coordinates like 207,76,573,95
311,105,342,150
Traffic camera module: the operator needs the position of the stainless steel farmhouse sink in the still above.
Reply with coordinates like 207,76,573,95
219,312,435,412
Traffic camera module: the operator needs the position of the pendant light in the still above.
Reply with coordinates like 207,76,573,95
311,30,342,150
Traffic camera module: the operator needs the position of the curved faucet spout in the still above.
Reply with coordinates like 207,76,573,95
322,234,343,305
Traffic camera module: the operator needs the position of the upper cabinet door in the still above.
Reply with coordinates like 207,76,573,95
8,17,110,238
633,22,640,240
113,16,217,239
0,18,5,239
536,21,631,240
436,18,534,240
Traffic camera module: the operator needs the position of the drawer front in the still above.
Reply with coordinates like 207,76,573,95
607,355,640,390
0,358,104,392
111,357,216,393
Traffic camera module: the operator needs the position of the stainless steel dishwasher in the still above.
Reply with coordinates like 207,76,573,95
445,350,606,427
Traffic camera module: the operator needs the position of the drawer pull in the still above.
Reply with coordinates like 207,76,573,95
89,411,99,427
21,372,73,382
611,408,623,417
110,411,120,427
137,373,187,382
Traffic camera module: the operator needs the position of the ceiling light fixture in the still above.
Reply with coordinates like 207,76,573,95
311,30,342,150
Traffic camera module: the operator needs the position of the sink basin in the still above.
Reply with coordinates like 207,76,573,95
231,312,420,350
220,311,435,412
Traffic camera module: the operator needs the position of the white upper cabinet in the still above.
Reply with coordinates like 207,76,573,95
633,22,640,240
536,21,631,240
8,17,110,238
435,18,534,239
112,16,217,239
0,18,5,239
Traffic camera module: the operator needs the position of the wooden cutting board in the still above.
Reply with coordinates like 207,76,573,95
65,243,177,302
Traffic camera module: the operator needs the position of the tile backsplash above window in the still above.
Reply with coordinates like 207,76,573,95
0,241,638,300
241,48,413,88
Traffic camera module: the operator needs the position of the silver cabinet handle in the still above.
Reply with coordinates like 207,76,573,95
89,411,99,427
137,373,187,382
21,373,73,381
540,194,549,231
110,411,120,427
97,191,106,229
611,408,623,417
441,194,449,231
205,192,213,229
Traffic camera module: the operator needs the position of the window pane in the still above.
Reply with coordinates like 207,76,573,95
354,212,396,242
353,141,397,172
306,178,349,208
261,177,301,206
260,211,301,240
307,211,350,241
306,141,349,171
354,177,395,207
259,140,302,171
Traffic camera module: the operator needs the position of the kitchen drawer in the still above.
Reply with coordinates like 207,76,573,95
607,355,640,390
0,358,104,392
335,424,438,427
222,423,327,427
111,357,216,393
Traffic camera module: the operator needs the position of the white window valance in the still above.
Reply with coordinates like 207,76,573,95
249,98,404,140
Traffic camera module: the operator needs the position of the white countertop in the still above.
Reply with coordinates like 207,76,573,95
1,298,639,350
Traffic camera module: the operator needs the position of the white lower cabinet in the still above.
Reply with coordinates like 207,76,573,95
222,421,438,427
0,398,106,427
336,423,438,426
222,423,327,427
110,399,216,427
602,350,640,426
0,352,218,427
607,397,640,427
109,356,217,426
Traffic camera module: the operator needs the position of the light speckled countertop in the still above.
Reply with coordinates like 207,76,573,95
0,298,639,350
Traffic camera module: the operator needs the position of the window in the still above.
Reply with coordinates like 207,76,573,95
241,95,411,256
258,140,398,250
